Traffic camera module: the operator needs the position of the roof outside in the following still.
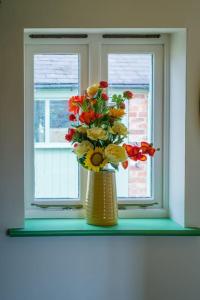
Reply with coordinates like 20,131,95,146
34,54,151,86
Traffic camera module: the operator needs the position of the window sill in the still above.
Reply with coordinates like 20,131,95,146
7,218,200,237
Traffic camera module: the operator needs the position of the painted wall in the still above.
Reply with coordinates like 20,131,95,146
1,1,200,299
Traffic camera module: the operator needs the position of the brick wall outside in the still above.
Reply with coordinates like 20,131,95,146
128,91,149,197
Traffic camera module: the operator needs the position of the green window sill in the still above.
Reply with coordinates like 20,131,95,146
7,218,200,237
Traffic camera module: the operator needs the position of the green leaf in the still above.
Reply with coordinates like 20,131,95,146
81,100,89,112
110,163,119,171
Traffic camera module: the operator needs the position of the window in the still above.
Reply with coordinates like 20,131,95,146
24,32,168,218
34,53,80,199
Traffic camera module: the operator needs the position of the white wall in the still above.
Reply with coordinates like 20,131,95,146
1,235,200,300
169,31,186,226
1,1,200,299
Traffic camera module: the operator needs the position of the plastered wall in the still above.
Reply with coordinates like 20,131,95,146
1,1,200,300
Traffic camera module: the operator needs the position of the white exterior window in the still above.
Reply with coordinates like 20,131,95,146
24,32,169,218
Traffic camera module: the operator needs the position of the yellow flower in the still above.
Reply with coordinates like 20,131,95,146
105,144,127,164
85,147,108,172
74,141,93,158
87,127,108,141
76,126,87,134
87,83,100,98
110,122,128,136
109,108,125,118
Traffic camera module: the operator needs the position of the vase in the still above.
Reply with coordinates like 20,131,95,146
85,169,118,226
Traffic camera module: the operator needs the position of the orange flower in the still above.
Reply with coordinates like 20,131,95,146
131,153,147,161
109,108,125,118
68,96,85,115
141,142,156,157
123,144,135,157
123,143,147,161
79,111,96,125
122,160,128,169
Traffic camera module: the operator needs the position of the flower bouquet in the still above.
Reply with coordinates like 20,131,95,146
65,81,157,225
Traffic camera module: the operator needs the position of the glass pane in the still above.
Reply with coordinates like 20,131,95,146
108,53,152,199
50,100,70,128
50,100,70,143
34,101,45,143
34,54,79,199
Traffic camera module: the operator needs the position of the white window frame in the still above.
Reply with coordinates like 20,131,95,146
101,44,163,205
25,43,88,218
24,32,169,219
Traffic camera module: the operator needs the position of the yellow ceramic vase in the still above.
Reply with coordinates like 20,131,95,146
85,169,118,226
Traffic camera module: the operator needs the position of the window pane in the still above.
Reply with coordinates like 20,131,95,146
34,101,45,143
108,54,152,199
50,100,69,129
50,100,70,143
34,54,79,199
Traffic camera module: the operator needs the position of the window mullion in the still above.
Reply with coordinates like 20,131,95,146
88,34,102,84
45,99,50,143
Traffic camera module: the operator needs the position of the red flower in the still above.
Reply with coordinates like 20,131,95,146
69,114,76,121
123,91,133,99
141,142,156,157
99,81,108,88
79,111,96,125
101,93,108,101
68,96,85,115
65,128,76,142
95,113,103,119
